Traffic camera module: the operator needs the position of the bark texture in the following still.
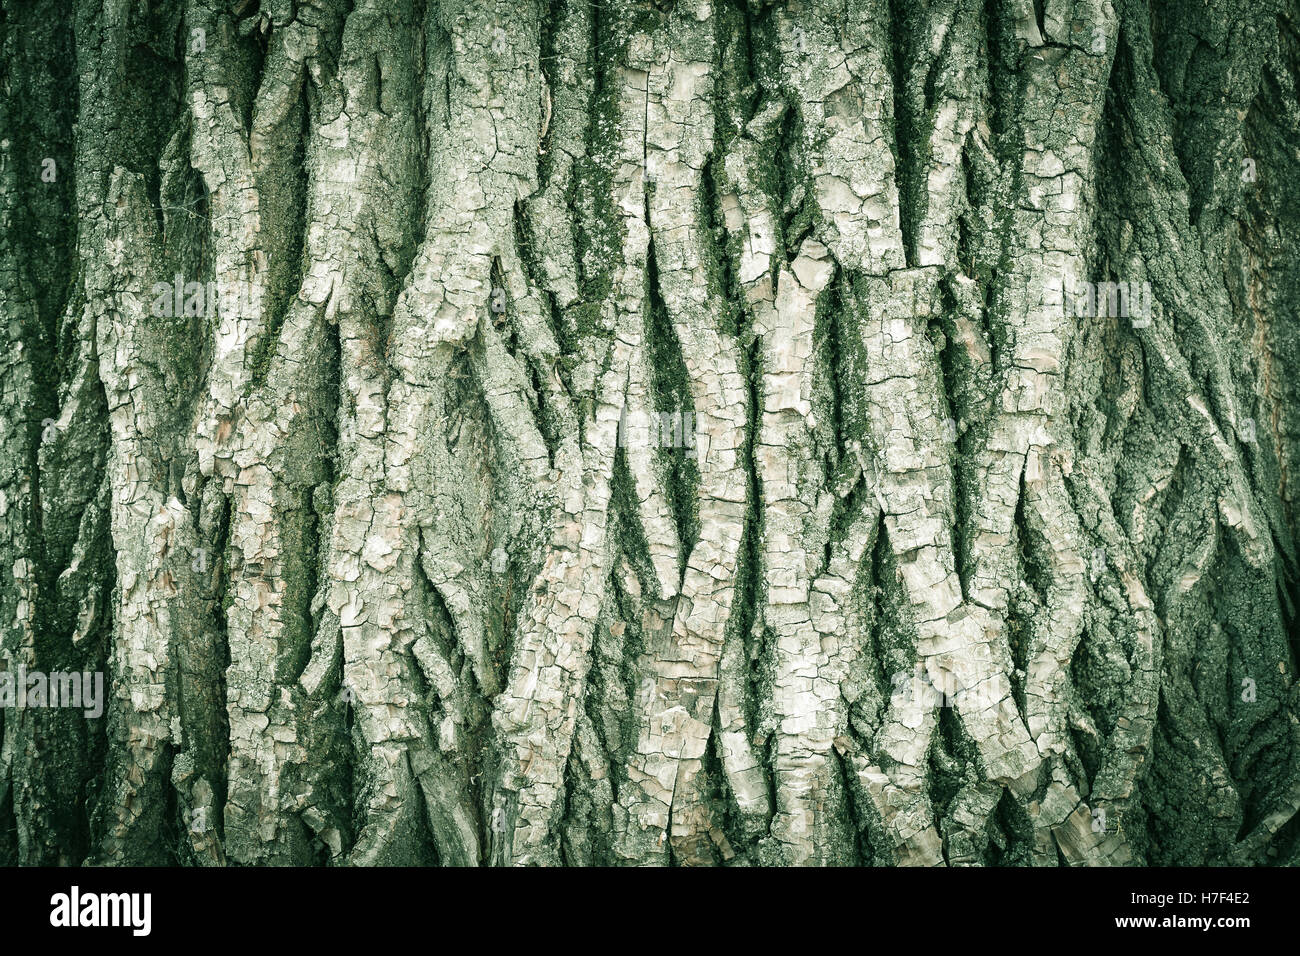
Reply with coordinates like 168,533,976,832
2,0,1300,866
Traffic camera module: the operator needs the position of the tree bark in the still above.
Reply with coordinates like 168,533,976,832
2,0,1299,866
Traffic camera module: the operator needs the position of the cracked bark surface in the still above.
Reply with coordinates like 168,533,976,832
2,0,1300,866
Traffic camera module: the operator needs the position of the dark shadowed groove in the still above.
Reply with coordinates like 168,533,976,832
644,209,701,562
887,0,920,266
